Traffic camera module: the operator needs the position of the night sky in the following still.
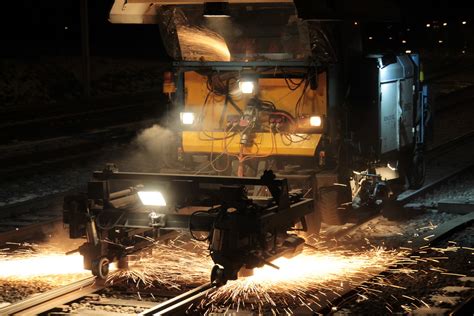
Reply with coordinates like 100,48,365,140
0,0,472,58
1,0,167,58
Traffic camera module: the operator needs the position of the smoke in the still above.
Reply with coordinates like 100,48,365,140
118,124,182,173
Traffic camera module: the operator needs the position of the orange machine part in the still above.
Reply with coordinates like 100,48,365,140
182,71,327,157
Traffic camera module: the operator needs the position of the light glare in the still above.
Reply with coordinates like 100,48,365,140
138,191,166,206
240,81,254,94
180,112,195,125
310,116,322,127
203,14,230,18
0,254,88,278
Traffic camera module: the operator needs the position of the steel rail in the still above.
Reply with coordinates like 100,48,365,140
0,276,104,316
398,163,474,204
450,295,473,316
397,131,474,204
426,130,474,160
0,191,71,244
139,282,215,316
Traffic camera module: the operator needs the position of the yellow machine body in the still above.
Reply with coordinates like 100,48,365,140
182,71,328,156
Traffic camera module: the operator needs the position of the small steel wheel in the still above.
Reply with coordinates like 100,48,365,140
92,257,110,279
211,265,227,286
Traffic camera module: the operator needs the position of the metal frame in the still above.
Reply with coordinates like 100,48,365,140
66,168,314,282
93,170,291,208
173,60,315,70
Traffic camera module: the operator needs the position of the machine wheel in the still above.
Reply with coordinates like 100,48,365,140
211,265,227,286
407,150,425,189
92,257,110,279
318,186,346,225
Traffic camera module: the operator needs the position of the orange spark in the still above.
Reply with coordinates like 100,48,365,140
0,254,88,279
177,26,231,62
202,247,411,313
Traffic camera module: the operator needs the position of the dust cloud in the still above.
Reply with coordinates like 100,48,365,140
115,124,182,173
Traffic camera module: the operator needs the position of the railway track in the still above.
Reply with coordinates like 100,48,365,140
136,138,474,315
0,191,69,244
0,128,472,315
136,213,474,316
323,215,474,315
0,187,471,315
0,232,181,315
139,283,216,316
397,130,474,204
0,277,104,316
175,222,474,315
3,213,469,316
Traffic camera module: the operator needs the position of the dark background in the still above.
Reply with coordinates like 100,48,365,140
1,0,472,58
0,0,167,58
0,0,473,108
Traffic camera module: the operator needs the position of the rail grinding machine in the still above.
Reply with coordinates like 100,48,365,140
64,166,313,283
108,0,427,224
64,0,428,281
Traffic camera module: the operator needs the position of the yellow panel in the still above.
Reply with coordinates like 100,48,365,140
182,71,327,157
182,131,321,156
184,71,327,130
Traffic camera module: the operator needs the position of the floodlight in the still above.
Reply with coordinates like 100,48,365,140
138,191,166,206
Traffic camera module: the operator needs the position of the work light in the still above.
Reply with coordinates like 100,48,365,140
180,112,195,125
239,72,258,94
137,191,166,206
240,81,255,94
310,116,322,127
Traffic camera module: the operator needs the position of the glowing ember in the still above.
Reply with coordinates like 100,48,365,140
251,252,377,282
110,235,414,314
107,237,213,289
177,26,231,62
201,247,411,314
0,242,90,282
0,254,88,279
97,233,466,314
